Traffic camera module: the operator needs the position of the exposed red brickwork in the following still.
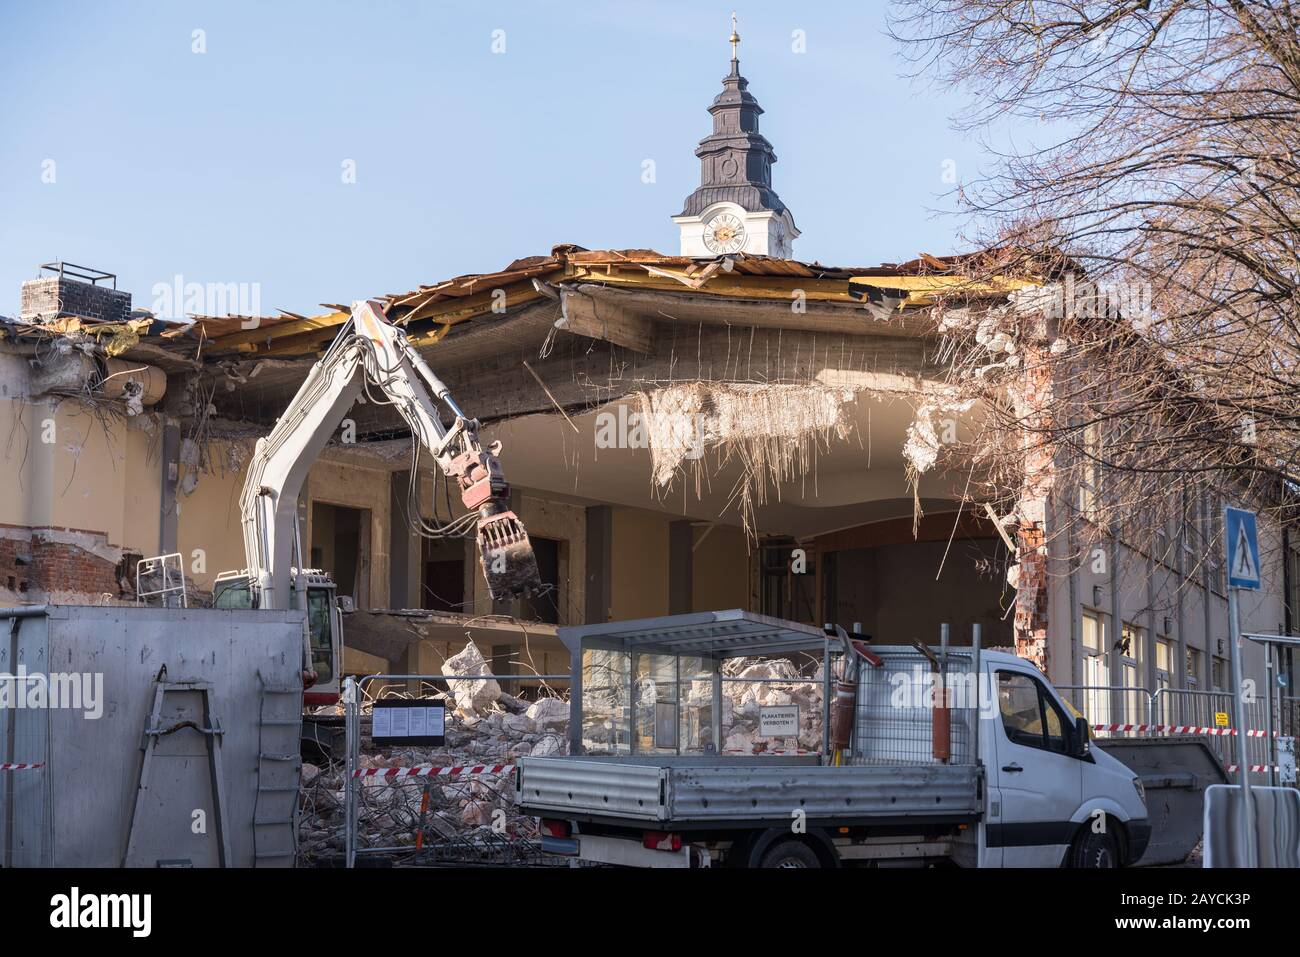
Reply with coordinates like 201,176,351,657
1013,524,1049,669
0,528,128,600
1008,337,1055,672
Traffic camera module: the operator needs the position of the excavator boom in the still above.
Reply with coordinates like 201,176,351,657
239,299,542,620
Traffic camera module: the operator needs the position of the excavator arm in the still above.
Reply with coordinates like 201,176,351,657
238,299,541,616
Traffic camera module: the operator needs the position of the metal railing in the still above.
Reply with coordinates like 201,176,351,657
1155,688,1274,776
1056,684,1156,733
1057,683,1283,781
135,553,187,608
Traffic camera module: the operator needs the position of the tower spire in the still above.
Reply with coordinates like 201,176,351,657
672,15,800,258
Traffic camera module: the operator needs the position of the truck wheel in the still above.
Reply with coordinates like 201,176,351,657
759,840,821,869
1069,827,1121,868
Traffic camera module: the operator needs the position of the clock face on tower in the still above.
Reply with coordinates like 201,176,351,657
703,212,746,254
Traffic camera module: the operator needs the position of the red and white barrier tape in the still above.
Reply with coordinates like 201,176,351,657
723,748,815,755
1091,723,1277,737
0,763,44,771
1226,765,1279,773
350,763,512,780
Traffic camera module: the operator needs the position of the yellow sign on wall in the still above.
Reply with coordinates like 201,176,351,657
1214,712,1230,728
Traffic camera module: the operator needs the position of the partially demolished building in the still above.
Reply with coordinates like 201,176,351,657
1,42,1294,710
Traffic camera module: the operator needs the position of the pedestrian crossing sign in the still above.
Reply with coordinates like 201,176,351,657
1224,506,1261,590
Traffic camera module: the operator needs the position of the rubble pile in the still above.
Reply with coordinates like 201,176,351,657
716,656,824,754
297,640,571,863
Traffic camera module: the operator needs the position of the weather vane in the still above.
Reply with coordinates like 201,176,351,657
730,12,740,60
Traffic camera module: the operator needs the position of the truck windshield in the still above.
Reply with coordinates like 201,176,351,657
306,588,334,683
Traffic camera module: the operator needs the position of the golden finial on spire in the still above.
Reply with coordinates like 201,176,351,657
730,12,740,60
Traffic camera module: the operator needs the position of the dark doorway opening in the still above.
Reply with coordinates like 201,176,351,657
422,537,465,613
521,536,561,624
311,503,370,608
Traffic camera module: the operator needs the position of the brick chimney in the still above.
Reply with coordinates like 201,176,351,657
21,262,131,325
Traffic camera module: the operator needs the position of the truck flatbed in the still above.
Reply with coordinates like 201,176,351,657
516,755,984,828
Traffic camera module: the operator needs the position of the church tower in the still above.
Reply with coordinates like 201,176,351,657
673,15,799,258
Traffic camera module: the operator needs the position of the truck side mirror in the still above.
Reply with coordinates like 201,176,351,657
1073,716,1091,757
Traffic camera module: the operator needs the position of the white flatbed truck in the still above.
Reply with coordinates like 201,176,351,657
516,610,1151,868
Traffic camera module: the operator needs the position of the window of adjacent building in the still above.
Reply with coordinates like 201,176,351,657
1211,655,1226,692
1289,546,1300,630
1082,610,1110,722
1078,422,1102,520
1207,495,1225,593
1155,636,1173,691
1185,646,1201,690
1154,520,1171,566
1121,621,1146,720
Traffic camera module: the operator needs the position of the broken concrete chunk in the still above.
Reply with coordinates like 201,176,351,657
441,640,502,714
524,696,569,730
530,733,563,758
502,713,535,735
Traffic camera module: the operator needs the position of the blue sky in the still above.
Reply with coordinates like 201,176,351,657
0,0,998,318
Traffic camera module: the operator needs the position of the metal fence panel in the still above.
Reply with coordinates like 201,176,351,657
853,649,977,766
1058,681,1282,780
1155,689,1274,775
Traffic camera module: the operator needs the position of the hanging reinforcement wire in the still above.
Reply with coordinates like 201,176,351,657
331,329,475,543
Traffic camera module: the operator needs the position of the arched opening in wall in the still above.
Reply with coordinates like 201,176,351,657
811,512,1015,648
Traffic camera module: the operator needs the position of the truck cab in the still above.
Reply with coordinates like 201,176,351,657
982,649,1150,867
516,610,1149,868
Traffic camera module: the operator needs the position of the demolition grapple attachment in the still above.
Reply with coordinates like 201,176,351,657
476,504,543,601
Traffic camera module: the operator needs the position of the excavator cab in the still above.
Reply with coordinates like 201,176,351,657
214,568,343,706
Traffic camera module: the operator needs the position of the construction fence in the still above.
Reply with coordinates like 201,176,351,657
297,672,572,868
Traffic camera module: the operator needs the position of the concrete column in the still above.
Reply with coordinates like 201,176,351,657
669,520,694,615
159,422,180,555
585,505,612,624
388,470,421,609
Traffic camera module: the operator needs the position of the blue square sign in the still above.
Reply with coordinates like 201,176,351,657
1224,507,1261,590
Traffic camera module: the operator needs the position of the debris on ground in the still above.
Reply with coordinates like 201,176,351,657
297,640,570,864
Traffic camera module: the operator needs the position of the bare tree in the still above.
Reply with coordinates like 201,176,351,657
890,1,1300,588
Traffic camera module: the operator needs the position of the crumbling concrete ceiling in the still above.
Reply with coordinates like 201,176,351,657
200,302,940,438
475,393,976,538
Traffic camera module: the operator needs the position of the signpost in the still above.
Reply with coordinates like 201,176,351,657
1224,506,1260,867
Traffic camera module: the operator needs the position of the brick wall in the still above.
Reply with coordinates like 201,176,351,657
1008,337,1056,672
0,528,129,601
20,276,132,325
